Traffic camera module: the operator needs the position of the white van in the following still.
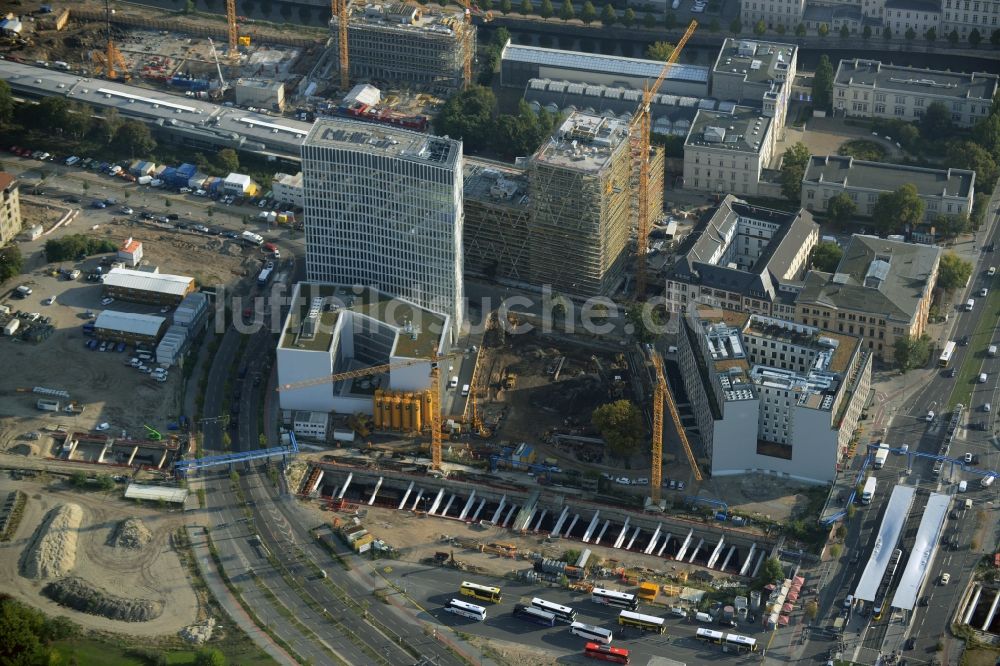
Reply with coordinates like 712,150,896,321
670,607,688,618
694,612,713,624
966,299,975,311
461,384,470,397
959,480,968,492
448,376,458,389
979,373,989,384
983,474,996,488
991,345,998,358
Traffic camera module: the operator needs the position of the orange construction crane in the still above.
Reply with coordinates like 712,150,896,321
279,357,446,470
458,0,493,88
465,353,491,438
92,0,129,81
650,349,702,500
334,0,350,90
630,21,697,299
226,0,239,64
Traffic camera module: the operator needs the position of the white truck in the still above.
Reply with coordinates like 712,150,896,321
861,476,877,505
241,230,264,246
137,175,152,186
873,446,889,469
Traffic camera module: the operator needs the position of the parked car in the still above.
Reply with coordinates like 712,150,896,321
100,297,114,306
120,206,133,215
91,200,107,209
115,341,126,353
939,572,950,585
98,341,108,352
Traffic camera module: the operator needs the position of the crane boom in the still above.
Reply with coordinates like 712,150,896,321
226,0,239,64
631,21,697,299
651,350,702,484
335,0,350,90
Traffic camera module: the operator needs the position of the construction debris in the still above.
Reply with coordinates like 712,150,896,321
22,503,83,580
114,517,152,550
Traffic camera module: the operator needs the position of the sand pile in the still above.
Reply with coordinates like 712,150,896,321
114,517,152,550
22,503,83,579
43,576,163,622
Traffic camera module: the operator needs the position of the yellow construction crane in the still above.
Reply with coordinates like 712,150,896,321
465,354,491,438
333,0,350,90
458,0,493,88
226,0,239,64
650,349,702,503
91,0,129,81
279,357,446,470
630,21,697,299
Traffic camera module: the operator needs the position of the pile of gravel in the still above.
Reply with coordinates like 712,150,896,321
180,618,216,644
114,517,152,550
22,503,83,579
43,576,163,622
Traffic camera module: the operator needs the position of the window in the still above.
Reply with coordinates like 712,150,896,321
875,104,886,113
895,106,905,116
895,95,906,104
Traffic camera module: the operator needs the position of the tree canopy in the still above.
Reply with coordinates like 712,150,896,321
0,596,77,665
0,79,13,125
825,192,857,226
920,101,954,137
780,142,811,201
893,334,931,372
45,234,117,262
646,41,676,61
937,252,973,292
753,558,784,589
812,55,834,111
0,244,23,284
810,241,843,272
872,184,925,234
434,86,497,152
113,120,156,158
592,400,644,458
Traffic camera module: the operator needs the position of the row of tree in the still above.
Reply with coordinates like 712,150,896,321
44,235,118,262
753,18,1000,45
434,86,559,158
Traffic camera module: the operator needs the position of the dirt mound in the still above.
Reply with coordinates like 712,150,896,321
114,517,152,550
43,576,163,622
22,504,83,579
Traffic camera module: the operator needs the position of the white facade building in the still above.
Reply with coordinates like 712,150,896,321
272,171,304,208
683,106,776,196
302,118,464,338
942,0,1000,39
740,0,807,34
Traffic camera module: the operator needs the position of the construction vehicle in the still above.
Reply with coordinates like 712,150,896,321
631,21,697,298
649,349,702,505
279,356,447,470
143,425,163,441
502,370,517,390
91,0,130,81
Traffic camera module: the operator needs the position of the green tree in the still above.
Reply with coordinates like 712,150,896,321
34,96,71,130
839,24,849,39
559,0,574,20
754,557,784,589
185,0,196,13
893,334,932,372
0,79,14,125
873,184,925,234
492,26,511,47
933,214,970,240
592,400,644,458
113,120,156,158
775,23,785,34
433,86,496,152
601,3,616,24
64,101,93,139
500,0,512,14
779,142,811,201
826,192,856,226
937,252,974,291
540,0,554,18
948,29,960,44
805,599,819,618
580,1,597,24
883,25,892,39
813,55,834,112
811,241,844,272
646,41,676,61
920,101,954,137
974,113,1000,155
862,25,872,40
925,27,937,42
754,19,765,35
0,244,23,283
520,0,534,14
992,28,1000,45
970,28,982,47
818,23,829,37
795,23,806,36
905,27,916,40
622,7,635,25
194,648,227,666
215,148,240,173
947,141,998,189
628,305,664,343
730,17,741,33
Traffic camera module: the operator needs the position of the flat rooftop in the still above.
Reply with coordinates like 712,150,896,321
339,2,469,35
685,107,771,154
305,117,460,169
804,155,974,199
835,58,999,101
280,283,446,359
533,112,628,173
692,308,755,402
712,38,796,86
501,40,710,84
235,78,284,91
463,158,529,208
742,315,859,376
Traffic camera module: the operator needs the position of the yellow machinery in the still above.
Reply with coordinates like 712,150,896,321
91,0,130,81
226,0,239,64
280,356,446,469
650,349,702,503
630,21,697,298
333,0,350,90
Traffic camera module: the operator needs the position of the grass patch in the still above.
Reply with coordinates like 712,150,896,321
49,638,275,666
837,139,887,162
947,285,1000,409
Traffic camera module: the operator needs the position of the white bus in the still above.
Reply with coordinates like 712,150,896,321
460,581,502,603
618,610,665,634
512,603,556,627
444,598,486,621
939,340,956,367
724,633,758,652
571,621,614,645
530,597,577,623
696,628,725,644
591,588,639,611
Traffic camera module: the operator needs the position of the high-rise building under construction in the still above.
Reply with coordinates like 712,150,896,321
329,3,475,90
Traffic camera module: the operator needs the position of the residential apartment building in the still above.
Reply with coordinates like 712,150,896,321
272,171,304,208
942,0,1000,39
710,39,798,140
0,171,21,245
740,0,807,31
794,235,941,361
677,308,871,484
833,58,999,127
883,0,941,36
665,195,818,319
801,155,975,220
683,106,776,196
301,118,464,338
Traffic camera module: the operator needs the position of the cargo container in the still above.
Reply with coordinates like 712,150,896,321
36,398,60,411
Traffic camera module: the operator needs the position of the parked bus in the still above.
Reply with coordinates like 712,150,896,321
571,622,613,645
583,642,630,664
724,634,758,652
617,610,665,634
460,581,502,603
512,603,555,627
939,340,956,367
530,597,577,623
696,628,725,644
591,588,639,611
444,598,486,621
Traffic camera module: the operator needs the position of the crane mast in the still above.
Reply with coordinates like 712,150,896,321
226,0,239,64
334,0,350,90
